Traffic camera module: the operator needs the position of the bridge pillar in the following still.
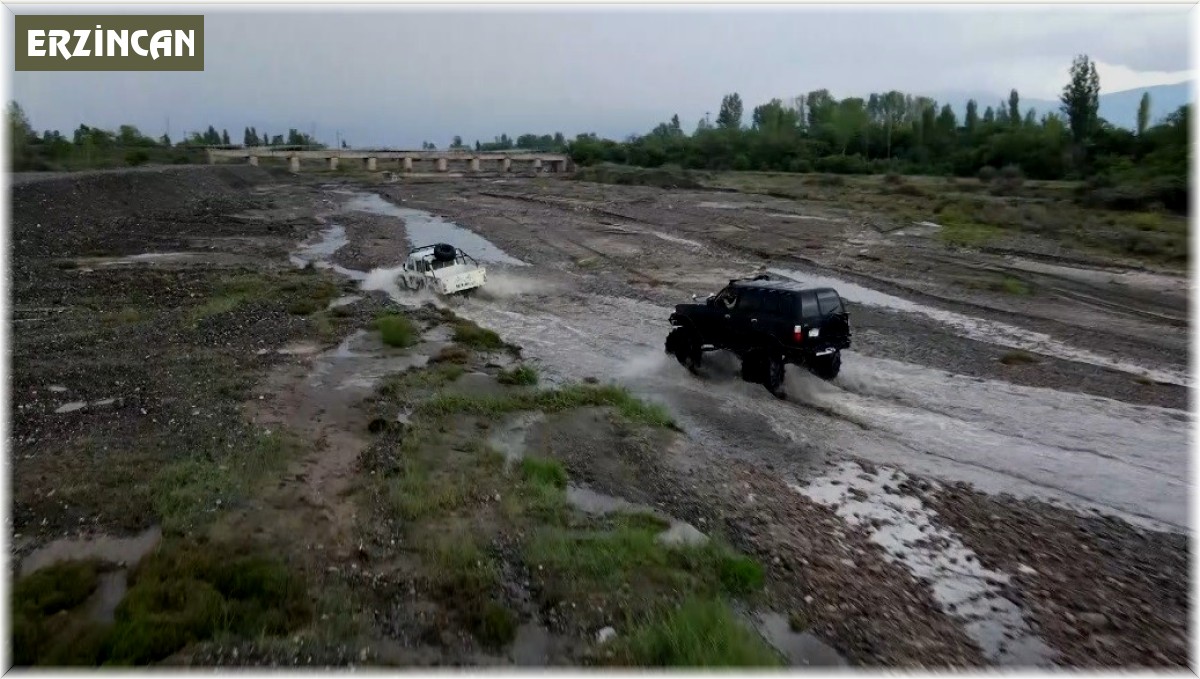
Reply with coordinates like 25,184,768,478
366,157,377,171
289,155,300,173
469,157,480,172
501,158,511,173
248,155,259,167
533,158,543,174
328,157,339,171
436,158,448,172
402,157,413,172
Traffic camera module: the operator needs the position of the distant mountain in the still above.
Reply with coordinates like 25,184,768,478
931,82,1192,130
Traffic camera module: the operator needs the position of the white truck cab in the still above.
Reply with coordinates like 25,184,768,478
398,243,487,295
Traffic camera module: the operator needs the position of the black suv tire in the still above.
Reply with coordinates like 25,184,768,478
808,351,842,381
741,349,787,399
665,326,702,374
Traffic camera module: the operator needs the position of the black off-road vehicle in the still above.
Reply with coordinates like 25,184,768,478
664,275,851,397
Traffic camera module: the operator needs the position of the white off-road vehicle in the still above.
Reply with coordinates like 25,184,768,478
397,243,487,295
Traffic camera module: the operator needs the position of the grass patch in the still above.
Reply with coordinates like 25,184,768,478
452,319,505,350
375,313,419,348
12,542,310,666
527,518,764,602
520,457,568,490
106,541,310,665
419,384,676,429
998,350,1040,366
997,277,1032,296
185,270,340,327
152,430,300,534
378,363,467,401
937,206,1004,248
608,597,782,667
498,364,539,386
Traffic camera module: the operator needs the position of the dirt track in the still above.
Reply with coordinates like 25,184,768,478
8,166,1190,668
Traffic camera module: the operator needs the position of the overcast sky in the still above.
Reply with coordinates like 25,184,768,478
7,5,1193,148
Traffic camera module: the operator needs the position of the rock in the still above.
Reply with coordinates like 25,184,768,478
1016,564,1037,576
597,627,617,644
1079,612,1110,629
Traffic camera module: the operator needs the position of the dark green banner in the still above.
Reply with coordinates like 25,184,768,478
15,15,204,71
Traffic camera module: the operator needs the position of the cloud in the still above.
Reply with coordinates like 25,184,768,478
8,6,1191,146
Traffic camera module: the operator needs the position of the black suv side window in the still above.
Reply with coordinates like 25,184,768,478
739,289,763,313
799,290,820,322
714,288,739,309
816,290,844,316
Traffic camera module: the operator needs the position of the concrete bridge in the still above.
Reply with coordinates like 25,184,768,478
206,147,573,174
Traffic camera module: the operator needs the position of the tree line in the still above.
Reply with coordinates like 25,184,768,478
562,55,1187,212
6,105,327,170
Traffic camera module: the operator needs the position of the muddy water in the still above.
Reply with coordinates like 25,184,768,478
565,485,707,546
794,463,1053,666
768,267,1189,387
750,611,847,667
343,193,527,266
20,526,162,577
455,293,1188,532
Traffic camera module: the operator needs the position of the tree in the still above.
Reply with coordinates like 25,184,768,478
1024,108,1037,126
879,91,907,158
716,93,743,130
996,101,1010,126
451,135,464,149
222,129,231,146
8,101,35,169
831,98,868,155
983,106,996,124
1008,89,1021,126
243,127,252,146
1061,54,1101,145
965,99,979,134
1137,92,1151,136
670,114,682,136
204,125,220,145
160,133,171,146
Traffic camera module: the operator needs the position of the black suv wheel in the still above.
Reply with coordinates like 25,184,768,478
808,351,842,381
741,349,787,399
665,326,702,374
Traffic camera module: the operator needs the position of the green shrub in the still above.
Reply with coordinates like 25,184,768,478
376,313,419,348
498,365,538,386
610,598,782,667
977,166,998,184
125,150,150,167
452,320,504,350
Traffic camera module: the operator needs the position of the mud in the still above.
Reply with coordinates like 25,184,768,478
10,167,1189,669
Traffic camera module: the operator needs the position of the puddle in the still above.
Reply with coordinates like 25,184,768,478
276,341,323,356
751,611,847,667
308,330,433,392
327,294,362,309
655,521,708,547
792,462,1053,666
54,401,87,414
769,267,1188,387
342,193,527,266
566,485,707,546
490,412,546,466
511,622,552,665
85,571,128,623
566,485,645,515
20,526,162,577
649,231,706,251
289,223,368,281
